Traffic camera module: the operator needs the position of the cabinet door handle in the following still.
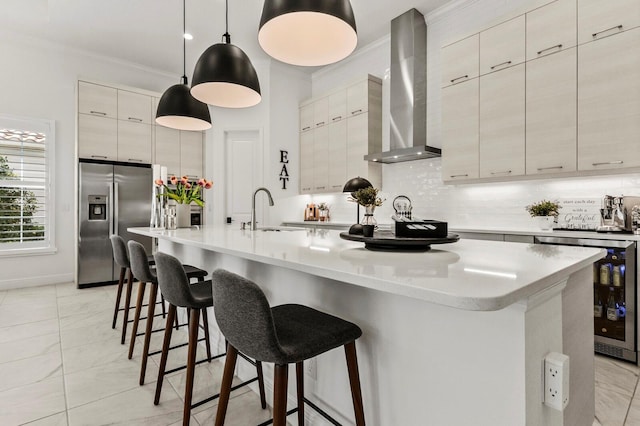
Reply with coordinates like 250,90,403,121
316,186,325,190
490,61,512,70
490,170,512,175
351,109,363,115
90,111,107,116
450,174,469,178
91,155,108,159
128,158,143,162
331,116,342,121
332,185,342,189
592,161,623,166
537,44,563,56
128,117,143,122
450,75,469,84
302,126,311,131
537,166,563,171
593,25,623,39
316,121,325,126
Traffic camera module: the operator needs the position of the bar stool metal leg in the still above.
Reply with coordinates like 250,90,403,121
183,308,201,425
154,303,176,405
201,308,212,362
214,344,238,426
257,361,267,409
140,282,159,385
112,267,126,329
120,269,134,344
128,281,147,359
273,364,289,426
296,362,305,425
345,342,366,426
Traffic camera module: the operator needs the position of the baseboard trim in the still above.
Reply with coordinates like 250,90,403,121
0,273,74,291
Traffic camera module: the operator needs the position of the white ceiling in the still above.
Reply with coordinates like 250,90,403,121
0,0,451,77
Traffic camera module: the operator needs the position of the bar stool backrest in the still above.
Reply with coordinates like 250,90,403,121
128,241,156,283
210,269,285,364
110,235,130,268
154,252,201,309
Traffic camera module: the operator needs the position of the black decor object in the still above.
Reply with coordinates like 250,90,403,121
191,0,261,108
156,0,212,131
343,176,372,235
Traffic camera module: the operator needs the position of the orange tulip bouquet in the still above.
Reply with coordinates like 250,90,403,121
154,175,214,207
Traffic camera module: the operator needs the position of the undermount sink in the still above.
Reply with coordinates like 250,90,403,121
259,226,306,232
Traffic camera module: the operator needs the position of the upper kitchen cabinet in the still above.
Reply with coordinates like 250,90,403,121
346,79,372,117
479,15,525,75
526,0,577,61
117,120,152,164
328,91,347,123
78,114,117,161
479,64,526,178
441,35,479,88
180,131,204,180
347,112,382,189
299,131,314,194
313,125,329,192
78,81,117,119
578,27,640,171
441,78,479,181
313,97,329,128
117,90,152,124
526,48,577,175
328,120,348,191
154,126,181,177
577,0,640,45
299,103,314,132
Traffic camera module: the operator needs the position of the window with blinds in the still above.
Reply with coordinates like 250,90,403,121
0,115,55,252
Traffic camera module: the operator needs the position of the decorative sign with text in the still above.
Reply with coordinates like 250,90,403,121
557,198,601,230
279,150,289,190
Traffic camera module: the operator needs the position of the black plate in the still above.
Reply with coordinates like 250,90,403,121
340,230,460,251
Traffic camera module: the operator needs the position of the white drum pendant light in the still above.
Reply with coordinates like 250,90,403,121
258,0,357,66
156,0,212,131
191,0,261,108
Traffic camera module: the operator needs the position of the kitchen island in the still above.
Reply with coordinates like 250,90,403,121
129,225,604,426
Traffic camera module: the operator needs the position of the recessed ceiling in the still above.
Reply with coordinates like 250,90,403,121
0,0,452,77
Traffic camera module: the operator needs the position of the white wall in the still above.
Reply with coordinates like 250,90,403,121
274,0,640,230
0,29,177,290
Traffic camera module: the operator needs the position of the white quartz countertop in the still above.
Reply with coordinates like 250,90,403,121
129,226,604,312
451,226,640,241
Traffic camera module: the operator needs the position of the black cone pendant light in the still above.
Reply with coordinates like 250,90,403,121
156,0,212,131
191,0,261,108
258,0,357,67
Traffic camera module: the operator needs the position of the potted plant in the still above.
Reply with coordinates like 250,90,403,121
155,176,213,228
350,187,385,227
525,200,560,230
317,202,330,222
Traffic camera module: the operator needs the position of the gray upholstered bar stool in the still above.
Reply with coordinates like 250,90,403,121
153,252,267,426
210,269,365,426
127,240,211,385
110,235,157,344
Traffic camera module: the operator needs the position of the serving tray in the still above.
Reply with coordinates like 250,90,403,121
340,230,460,251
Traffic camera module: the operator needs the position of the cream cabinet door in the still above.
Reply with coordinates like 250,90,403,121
118,90,152,124
480,15,526,75
313,125,329,192
526,48,577,175
313,98,328,128
118,121,152,164
441,35,479,87
479,64,525,178
328,120,348,191
578,28,640,170
180,131,203,179
78,114,118,161
347,80,369,116
526,0,577,61
346,113,369,179
78,81,117,119
578,0,640,45
328,91,347,123
300,103,314,132
441,79,479,181
300,130,314,193
154,126,181,178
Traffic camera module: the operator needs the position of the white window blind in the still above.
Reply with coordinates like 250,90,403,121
0,115,55,252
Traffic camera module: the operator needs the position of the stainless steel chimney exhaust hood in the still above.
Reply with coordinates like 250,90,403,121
365,8,441,164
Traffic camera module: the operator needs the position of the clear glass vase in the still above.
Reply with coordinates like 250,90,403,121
361,205,378,229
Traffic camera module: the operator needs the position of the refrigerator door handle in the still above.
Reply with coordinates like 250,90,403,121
108,183,115,236
114,182,119,236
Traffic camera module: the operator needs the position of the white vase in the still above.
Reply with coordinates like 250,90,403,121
535,216,555,231
175,203,192,228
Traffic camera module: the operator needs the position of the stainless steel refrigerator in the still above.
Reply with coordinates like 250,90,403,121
78,161,152,288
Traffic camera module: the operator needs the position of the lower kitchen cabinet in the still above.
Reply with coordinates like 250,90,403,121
578,27,640,171
479,63,525,178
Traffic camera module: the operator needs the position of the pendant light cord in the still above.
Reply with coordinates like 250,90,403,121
181,0,188,84
222,0,231,44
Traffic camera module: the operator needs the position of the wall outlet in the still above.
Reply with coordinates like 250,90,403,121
544,352,570,411
306,357,317,380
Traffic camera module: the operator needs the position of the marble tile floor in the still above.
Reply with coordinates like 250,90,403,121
2,282,640,425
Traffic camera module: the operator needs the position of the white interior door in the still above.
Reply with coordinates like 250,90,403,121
225,130,262,225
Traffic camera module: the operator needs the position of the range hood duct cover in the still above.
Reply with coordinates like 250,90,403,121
365,8,441,164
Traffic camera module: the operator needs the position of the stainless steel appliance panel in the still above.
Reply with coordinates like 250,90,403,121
78,162,114,285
